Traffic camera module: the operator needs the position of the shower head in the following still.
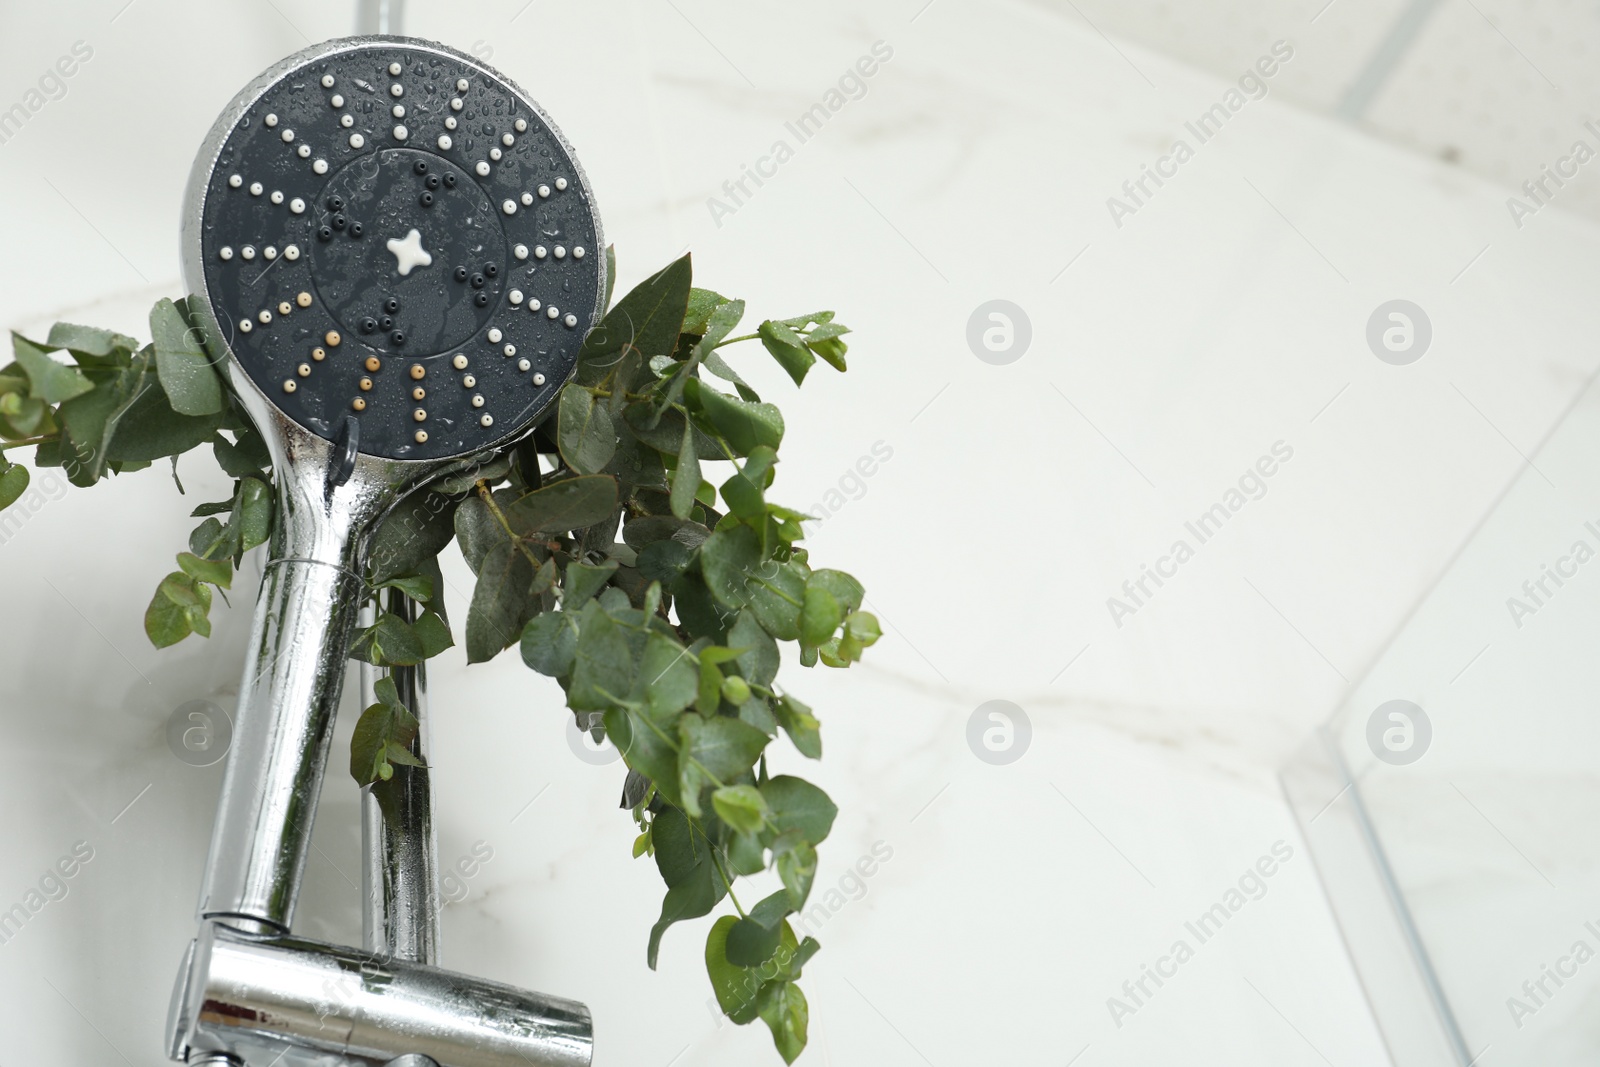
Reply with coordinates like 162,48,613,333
171,35,601,1066
184,35,606,939
183,34,605,469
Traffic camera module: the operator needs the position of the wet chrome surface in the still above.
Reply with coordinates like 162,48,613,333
170,32,596,1067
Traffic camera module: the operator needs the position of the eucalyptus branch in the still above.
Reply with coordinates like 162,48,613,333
0,251,870,1066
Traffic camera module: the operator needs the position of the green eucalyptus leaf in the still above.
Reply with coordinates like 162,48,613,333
777,841,817,908
624,513,711,551
773,693,822,759
579,253,692,388
504,474,619,534
359,612,427,666
412,610,454,658
599,422,665,502
670,416,699,521
799,586,842,648
58,358,147,484
557,385,617,475
46,322,137,358
150,297,223,416
13,334,93,403
846,611,882,645
597,585,635,618
106,371,224,462
605,705,682,806
373,676,401,708
750,890,793,930
176,551,231,589
650,298,746,426
671,575,732,643
646,859,725,970
453,493,509,574
711,784,768,834
685,379,783,457
564,559,619,608
728,609,778,688
350,696,421,788
229,422,272,468
758,320,814,386
677,751,710,820
569,602,637,711
683,287,729,335
757,980,809,1065
189,517,233,560
465,542,537,663
0,459,29,511
720,462,767,527
702,350,761,402
234,477,272,552
807,569,864,614
786,936,822,979
434,453,513,496
385,740,425,768
0,393,49,438
145,572,200,647
726,917,783,968
680,713,769,783
375,573,433,601
637,539,692,583
212,434,262,478
809,331,848,372
705,916,762,1025
745,558,806,641
738,693,777,735
727,828,766,876
761,776,837,844
159,569,209,609
364,492,454,585
699,524,761,608
370,490,458,584
650,807,703,888
520,611,579,677
634,632,698,718
622,404,722,457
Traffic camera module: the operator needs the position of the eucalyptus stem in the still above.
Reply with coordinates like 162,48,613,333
0,434,55,451
476,480,546,571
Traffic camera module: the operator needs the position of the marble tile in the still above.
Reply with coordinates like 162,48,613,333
1,1,1596,1064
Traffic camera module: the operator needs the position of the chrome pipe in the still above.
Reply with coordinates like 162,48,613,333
359,590,440,965
180,922,591,1067
354,0,407,35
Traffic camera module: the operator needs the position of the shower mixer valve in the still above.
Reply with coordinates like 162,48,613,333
166,34,605,1067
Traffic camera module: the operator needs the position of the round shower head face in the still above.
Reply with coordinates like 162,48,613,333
188,38,605,461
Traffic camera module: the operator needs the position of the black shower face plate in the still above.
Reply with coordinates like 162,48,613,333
193,39,604,461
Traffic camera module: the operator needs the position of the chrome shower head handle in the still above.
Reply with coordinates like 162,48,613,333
168,35,602,1067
